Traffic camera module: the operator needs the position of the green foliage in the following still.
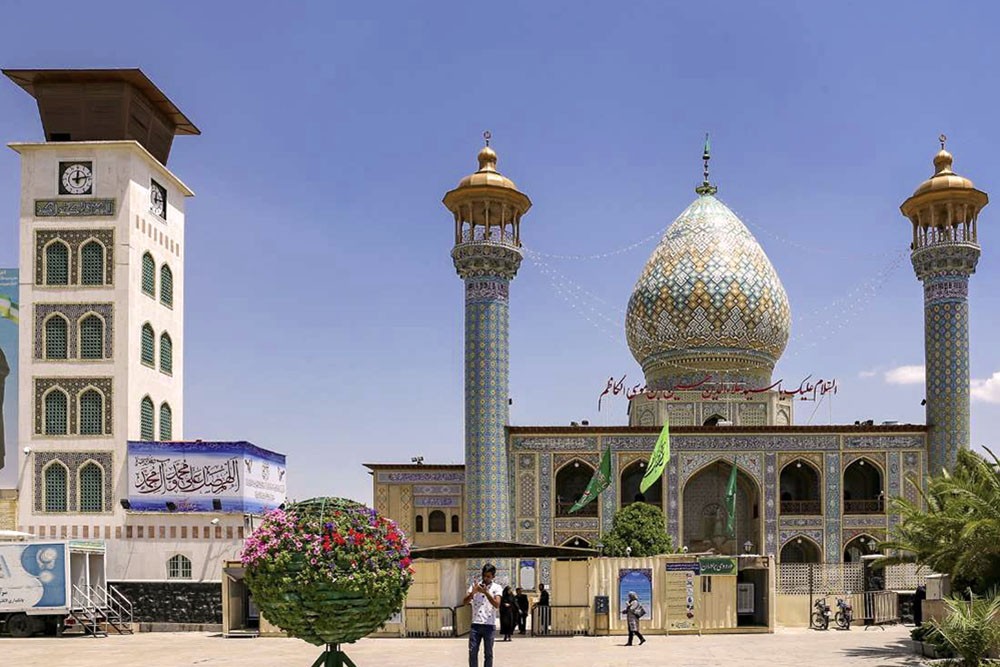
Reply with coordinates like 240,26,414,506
600,502,673,557
880,448,1000,593
926,590,1000,667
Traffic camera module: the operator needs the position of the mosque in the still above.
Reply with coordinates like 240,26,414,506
368,134,987,589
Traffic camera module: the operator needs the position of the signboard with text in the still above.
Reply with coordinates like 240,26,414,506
698,557,738,576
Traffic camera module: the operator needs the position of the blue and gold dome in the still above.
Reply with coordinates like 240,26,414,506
625,191,791,389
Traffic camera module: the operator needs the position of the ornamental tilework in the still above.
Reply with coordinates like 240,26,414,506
33,451,113,512
375,485,388,516
605,434,839,452
519,454,535,470
777,452,823,474
780,517,823,528
413,497,461,507
554,518,600,532
464,278,513,542
778,530,824,549
843,528,885,544
764,452,777,555
33,377,113,435
34,230,115,286
842,516,887,529
843,451,886,470
679,453,762,487
888,452,901,533
512,436,598,451
518,472,536,515
539,455,552,545
666,455,680,544
601,457,618,533
540,558,551,587
554,531,599,546
412,485,462,495
34,303,113,359
376,471,465,483
700,402,730,421
553,453,599,472
398,486,412,536
843,435,925,450
902,452,922,505
824,453,841,563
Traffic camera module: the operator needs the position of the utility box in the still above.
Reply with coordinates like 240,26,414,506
925,574,950,601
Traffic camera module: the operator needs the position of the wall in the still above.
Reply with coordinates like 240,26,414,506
110,581,221,625
0,488,16,530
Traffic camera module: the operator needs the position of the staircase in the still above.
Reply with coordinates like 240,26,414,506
68,584,134,637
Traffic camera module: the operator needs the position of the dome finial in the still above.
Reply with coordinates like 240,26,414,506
484,130,491,147
477,131,498,172
933,133,954,175
695,133,718,196
939,133,947,150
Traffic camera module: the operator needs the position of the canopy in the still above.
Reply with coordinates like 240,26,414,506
410,540,598,560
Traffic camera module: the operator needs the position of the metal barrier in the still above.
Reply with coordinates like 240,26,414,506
862,591,899,630
453,604,471,637
530,605,589,637
404,607,457,637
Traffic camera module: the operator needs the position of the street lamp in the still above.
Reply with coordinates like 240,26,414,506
743,540,753,554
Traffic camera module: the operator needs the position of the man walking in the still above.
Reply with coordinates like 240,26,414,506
536,583,550,635
515,587,529,635
463,564,503,667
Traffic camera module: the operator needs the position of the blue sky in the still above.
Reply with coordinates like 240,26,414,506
1,1,999,503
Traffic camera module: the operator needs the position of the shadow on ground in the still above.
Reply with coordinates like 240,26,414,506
841,638,923,666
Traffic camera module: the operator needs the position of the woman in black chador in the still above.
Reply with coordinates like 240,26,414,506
499,586,517,641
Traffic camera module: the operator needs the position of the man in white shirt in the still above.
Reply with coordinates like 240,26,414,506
463,563,503,667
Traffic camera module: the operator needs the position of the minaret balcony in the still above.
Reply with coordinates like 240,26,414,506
455,227,522,251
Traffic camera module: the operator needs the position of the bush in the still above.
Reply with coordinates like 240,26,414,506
600,502,673,557
927,590,1000,667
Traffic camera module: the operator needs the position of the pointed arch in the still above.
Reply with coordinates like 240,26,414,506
681,459,762,554
159,332,172,374
428,509,446,533
141,252,156,296
703,413,727,426
843,534,878,563
141,323,155,366
44,239,70,285
43,387,69,435
160,264,173,307
415,515,424,532
779,535,822,563
450,514,460,533
555,458,598,517
80,238,106,285
843,458,884,514
78,459,105,512
159,402,172,441
140,395,155,440
779,458,822,514
43,460,69,512
78,311,106,359
561,536,592,548
620,459,662,508
167,554,192,579
78,386,105,435
43,313,69,359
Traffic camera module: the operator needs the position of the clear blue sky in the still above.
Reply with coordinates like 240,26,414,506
2,1,999,504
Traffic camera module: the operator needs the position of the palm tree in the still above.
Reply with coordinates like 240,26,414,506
880,448,1000,593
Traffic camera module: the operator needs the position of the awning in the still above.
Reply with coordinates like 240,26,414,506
410,540,598,560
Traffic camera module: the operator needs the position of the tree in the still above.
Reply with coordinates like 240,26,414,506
600,502,673,557
927,591,1000,667
880,448,1000,593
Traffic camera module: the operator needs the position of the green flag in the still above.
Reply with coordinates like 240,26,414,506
725,461,738,537
639,419,670,494
569,444,612,513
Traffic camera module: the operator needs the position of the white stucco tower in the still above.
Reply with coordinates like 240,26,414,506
5,69,195,580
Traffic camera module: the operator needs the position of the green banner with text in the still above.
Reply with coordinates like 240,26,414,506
698,557,737,576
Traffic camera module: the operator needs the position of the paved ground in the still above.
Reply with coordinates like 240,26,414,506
1,626,924,666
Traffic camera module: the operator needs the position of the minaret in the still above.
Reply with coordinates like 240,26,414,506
901,136,988,474
443,133,531,542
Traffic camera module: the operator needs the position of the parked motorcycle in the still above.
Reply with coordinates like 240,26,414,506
835,596,853,630
811,597,831,630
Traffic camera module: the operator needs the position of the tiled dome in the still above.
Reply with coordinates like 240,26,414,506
625,193,791,389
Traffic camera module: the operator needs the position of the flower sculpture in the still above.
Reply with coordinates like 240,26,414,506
241,497,413,665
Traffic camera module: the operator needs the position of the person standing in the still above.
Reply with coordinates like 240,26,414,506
499,586,517,641
535,583,551,635
463,564,503,667
514,587,529,635
623,591,646,646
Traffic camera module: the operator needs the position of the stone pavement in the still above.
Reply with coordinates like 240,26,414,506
2,626,924,666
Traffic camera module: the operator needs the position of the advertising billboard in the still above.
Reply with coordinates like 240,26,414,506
0,269,17,477
127,441,286,514
0,542,68,612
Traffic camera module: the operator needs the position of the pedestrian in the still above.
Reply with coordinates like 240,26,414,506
535,583,550,635
499,586,517,641
623,591,646,646
463,563,503,667
515,587,529,635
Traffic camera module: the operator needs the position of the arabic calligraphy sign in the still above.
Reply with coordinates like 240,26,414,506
598,374,838,410
127,440,286,513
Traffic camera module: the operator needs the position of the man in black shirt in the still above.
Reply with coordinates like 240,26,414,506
515,587,529,635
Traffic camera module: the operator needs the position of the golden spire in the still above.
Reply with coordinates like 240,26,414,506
477,130,498,172
695,133,718,196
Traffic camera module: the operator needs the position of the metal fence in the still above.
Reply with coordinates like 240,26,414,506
777,562,931,595
530,605,589,637
404,607,457,638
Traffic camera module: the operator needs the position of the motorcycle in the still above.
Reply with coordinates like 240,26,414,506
835,596,853,630
811,596,832,630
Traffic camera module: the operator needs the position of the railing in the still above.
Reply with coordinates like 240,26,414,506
530,605,589,637
555,501,598,518
844,499,885,514
780,500,822,515
404,607,457,638
457,229,521,249
70,585,104,637
862,591,899,628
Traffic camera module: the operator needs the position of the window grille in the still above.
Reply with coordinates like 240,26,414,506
80,315,104,359
44,463,68,512
79,389,104,435
45,390,68,435
160,333,172,374
45,316,68,359
159,402,172,441
79,463,103,512
46,242,69,285
167,554,192,579
160,265,173,307
141,324,155,366
142,253,155,296
81,241,104,285
140,397,155,440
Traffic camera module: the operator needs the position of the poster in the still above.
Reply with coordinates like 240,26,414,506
127,440,286,513
664,561,699,630
0,542,68,612
618,568,652,616
0,269,17,477
519,559,536,590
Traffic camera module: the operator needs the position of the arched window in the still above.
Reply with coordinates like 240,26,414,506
703,413,727,426
81,241,105,285
141,324,155,366
843,459,883,514
168,554,192,579
159,402,172,441
160,333,172,374
555,459,598,517
780,537,821,564
44,315,68,359
620,459,662,507
428,510,446,532
44,389,69,435
160,264,173,307
79,389,104,435
44,462,68,512
79,462,103,512
415,515,424,532
779,459,821,514
451,515,460,533
843,535,877,563
140,396,155,440
79,314,104,359
141,252,156,296
45,241,69,285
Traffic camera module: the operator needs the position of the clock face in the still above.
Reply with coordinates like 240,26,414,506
150,180,167,219
59,161,94,195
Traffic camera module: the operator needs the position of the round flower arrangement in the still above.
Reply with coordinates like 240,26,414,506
241,497,413,646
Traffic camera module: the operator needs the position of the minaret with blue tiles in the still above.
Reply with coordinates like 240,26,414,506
443,134,531,542
901,136,988,475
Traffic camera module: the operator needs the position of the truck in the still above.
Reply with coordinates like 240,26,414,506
0,537,130,637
